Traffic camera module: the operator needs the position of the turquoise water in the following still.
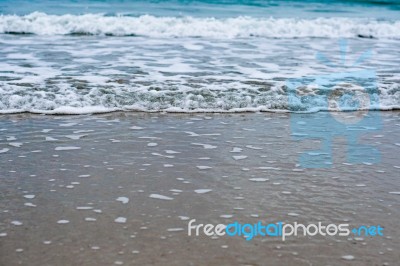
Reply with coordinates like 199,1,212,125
0,0,399,113
1,0,400,19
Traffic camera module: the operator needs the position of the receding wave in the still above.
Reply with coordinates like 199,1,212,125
1,12,400,38
0,81,399,114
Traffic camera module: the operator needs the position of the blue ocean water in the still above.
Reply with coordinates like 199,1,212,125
1,0,400,19
0,0,399,113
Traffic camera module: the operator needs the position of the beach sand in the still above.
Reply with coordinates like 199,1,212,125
0,112,399,265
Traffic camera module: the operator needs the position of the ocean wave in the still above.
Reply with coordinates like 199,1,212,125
1,81,399,114
1,12,400,38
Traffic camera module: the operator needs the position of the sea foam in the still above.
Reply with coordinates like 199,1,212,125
1,13,400,38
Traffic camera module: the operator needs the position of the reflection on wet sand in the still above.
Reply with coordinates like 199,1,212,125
0,112,399,265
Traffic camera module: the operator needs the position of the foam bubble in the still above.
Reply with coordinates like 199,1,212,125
114,217,127,223
149,194,174,200
232,155,248,160
194,189,212,194
116,197,129,204
0,148,10,153
196,166,212,170
55,146,81,151
341,255,355,261
249,178,269,182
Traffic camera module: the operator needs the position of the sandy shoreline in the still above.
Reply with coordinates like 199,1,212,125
0,112,399,265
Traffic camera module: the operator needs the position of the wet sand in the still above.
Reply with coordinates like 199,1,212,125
0,112,399,266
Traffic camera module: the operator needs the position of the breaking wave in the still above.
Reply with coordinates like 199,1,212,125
1,12,400,38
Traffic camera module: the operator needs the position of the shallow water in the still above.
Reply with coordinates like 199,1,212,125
0,0,400,114
0,112,399,265
0,35,399,113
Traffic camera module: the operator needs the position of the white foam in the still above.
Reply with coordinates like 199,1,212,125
76,206,93,210
232,155,248,160
1,13,400,39
167,228,184,232
114,217,127,223
59,122,77,127
183,43,204,50
185,131,200,137
246,145,262,150
196,166,212,170
194,189,212,194
55,146,81,151
152,152,174,158
0,20,399,115
192,143,217,149
341,255,355,261
147,143,158,147
130,126,143,130
116,197,129,204
258,167,281,171
9,142,23,147
74,130,94,133
230,147,243,153
249,178,269,182
65,134,86,140
165,150,180,154
149,194,174,200
0,148,10,153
